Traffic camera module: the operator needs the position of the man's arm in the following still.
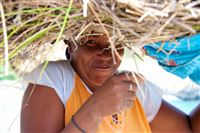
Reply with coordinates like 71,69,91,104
150,100,192,133
21,83,65,132
190,104,200,132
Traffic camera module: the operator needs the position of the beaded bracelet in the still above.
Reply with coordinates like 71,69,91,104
71,115,86,133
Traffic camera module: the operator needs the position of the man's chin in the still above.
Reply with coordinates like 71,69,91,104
93,75,110,85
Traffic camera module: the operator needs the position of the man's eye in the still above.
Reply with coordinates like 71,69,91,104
85,40,97,46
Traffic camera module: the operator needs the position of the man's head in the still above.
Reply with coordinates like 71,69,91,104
67,34,124,91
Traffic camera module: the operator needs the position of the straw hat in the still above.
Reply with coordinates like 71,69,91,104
0,0,199,75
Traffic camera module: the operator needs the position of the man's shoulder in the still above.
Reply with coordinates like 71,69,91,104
46,60,69,67
39,60,71,70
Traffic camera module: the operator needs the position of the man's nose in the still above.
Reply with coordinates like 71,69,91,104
97,45,112,57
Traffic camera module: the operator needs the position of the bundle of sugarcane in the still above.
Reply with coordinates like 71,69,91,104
0,0,200,75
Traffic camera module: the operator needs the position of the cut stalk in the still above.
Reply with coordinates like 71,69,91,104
40,0,74,79
0,2,9,75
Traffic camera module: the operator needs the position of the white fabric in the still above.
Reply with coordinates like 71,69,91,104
24,60,163,123
24,60,75,106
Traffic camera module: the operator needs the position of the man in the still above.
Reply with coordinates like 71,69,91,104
21,34,199,133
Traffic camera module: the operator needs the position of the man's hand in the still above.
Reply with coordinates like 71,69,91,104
88,71,142,118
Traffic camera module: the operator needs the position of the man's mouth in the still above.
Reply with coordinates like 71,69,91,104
93,65,112,72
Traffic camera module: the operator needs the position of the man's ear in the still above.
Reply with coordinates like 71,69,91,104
64,40,74,53
64,40,73,59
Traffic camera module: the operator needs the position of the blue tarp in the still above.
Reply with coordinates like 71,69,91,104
144,33,200,85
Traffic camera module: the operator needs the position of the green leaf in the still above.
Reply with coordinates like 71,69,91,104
9,25,57,59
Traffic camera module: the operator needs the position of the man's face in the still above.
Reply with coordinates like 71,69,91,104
70,35,124,89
